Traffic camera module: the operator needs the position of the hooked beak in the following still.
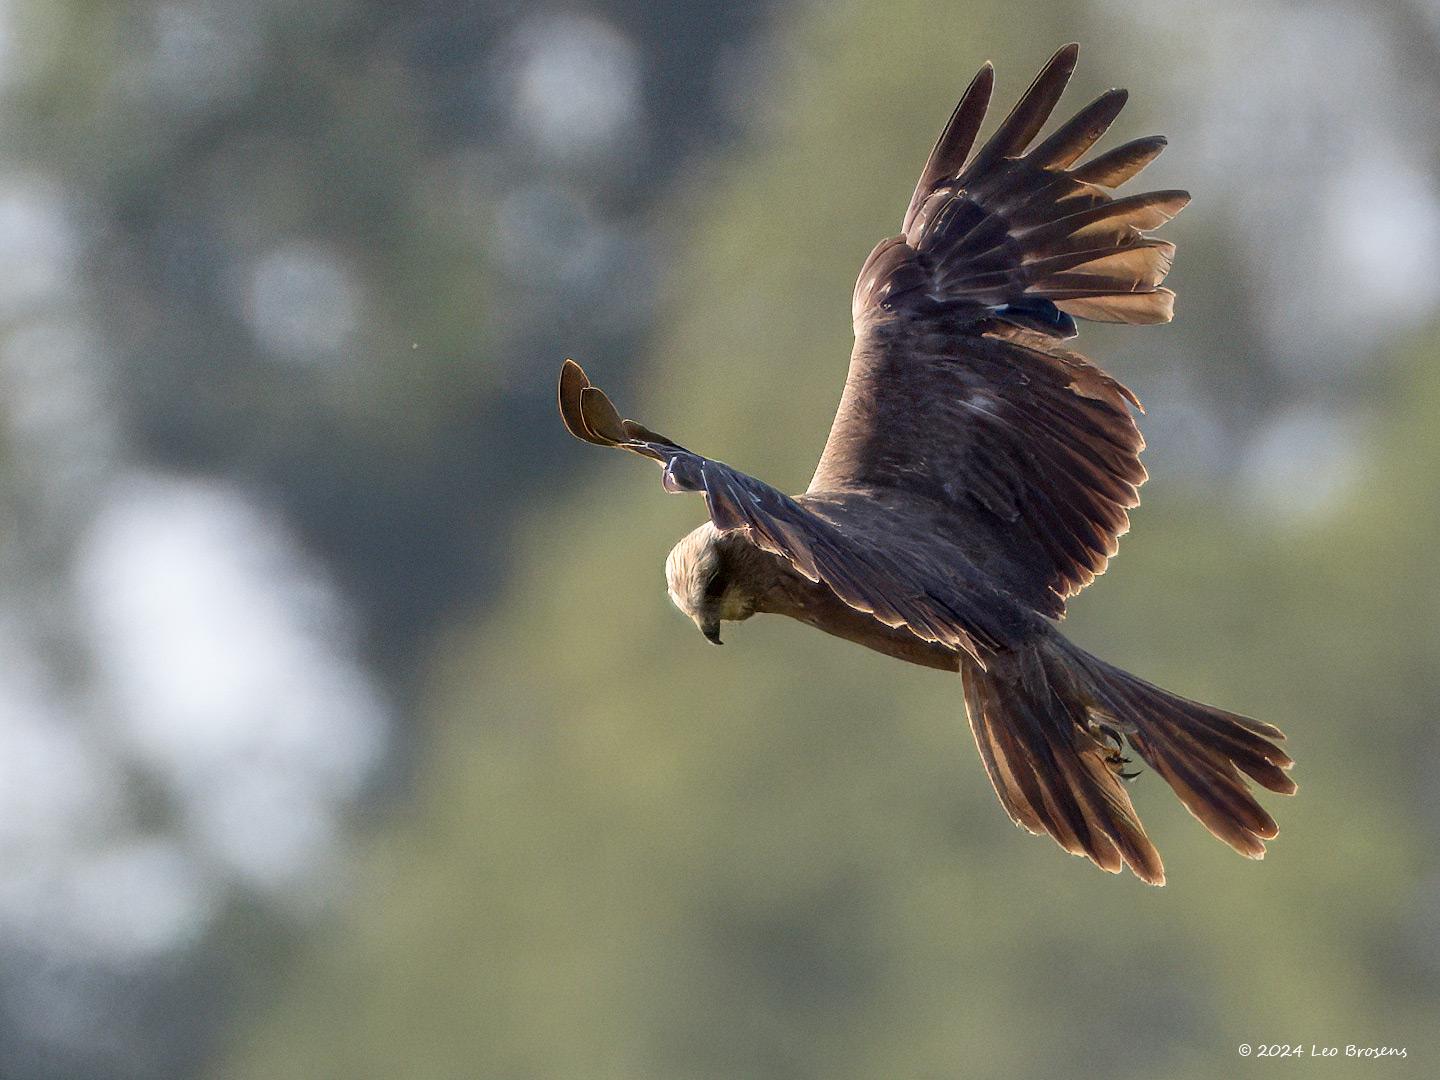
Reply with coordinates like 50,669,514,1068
700,619,723,645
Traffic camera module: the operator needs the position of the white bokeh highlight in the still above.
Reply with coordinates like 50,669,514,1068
0,176,76,317
244,241,361,362
76,472,389,895
507,13,643,163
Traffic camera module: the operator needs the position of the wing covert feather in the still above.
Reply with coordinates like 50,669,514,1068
811,322,1145,615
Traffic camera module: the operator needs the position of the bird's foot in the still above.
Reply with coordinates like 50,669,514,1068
1082,706,1141,782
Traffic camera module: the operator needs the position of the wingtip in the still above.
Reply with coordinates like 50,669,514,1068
1034,43,1080,92
559,358,616,446
1051,42,1081,68
972,42,1082,165
578,385,627,444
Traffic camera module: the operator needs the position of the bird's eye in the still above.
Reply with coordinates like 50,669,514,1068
702,572,725,600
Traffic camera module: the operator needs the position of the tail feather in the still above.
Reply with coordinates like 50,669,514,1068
963,650,1166,884
1071,650,1295,857
963,635,1295,885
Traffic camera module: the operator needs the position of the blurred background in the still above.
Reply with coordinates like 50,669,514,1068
0,0,1437,1077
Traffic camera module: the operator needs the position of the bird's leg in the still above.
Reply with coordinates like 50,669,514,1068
1082,704,1141,781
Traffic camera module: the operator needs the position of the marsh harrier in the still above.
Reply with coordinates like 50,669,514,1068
559,44,1295,885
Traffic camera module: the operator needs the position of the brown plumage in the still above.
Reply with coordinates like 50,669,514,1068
558,44,1296,886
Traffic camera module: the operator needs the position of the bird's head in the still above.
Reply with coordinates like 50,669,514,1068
665,523,754,645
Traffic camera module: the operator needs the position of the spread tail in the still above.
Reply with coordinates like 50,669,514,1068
962,634,1296,885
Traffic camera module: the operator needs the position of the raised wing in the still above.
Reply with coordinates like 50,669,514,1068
858,42,1187,328
815,43,1183,617
559,359,1023,662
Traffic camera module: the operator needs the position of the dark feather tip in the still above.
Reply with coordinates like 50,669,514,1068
578,385,627,444
558,359,606,445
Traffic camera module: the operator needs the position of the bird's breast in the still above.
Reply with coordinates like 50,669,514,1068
762,569,963,672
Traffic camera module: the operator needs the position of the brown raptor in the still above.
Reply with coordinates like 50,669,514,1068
558,44,1296,885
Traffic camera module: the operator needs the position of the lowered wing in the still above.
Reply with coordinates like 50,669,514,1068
559,359,1026,662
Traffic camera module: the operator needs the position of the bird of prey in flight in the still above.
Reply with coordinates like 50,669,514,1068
558,44,1295,885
